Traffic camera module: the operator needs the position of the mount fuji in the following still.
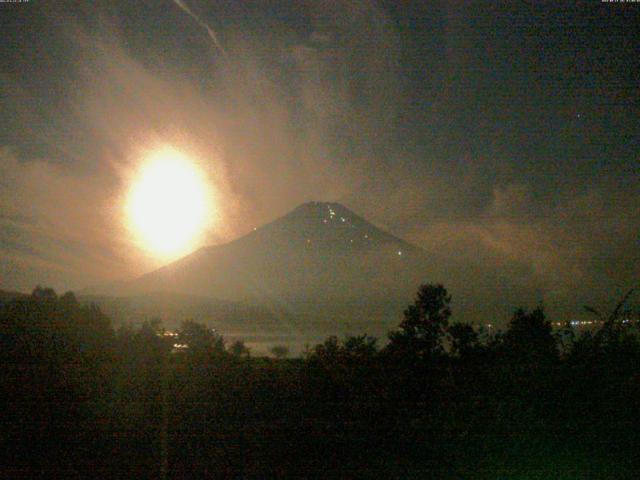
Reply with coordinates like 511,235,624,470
89,202,439,345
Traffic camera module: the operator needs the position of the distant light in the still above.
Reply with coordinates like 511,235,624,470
364,234,368,239
397,250,402,256
253,227,257,231
341,217,346,222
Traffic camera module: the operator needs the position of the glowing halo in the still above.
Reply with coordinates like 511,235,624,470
125,147,215,260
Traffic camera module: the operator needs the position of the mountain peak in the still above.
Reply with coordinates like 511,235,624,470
289,201,354,218
263,201,372,238
244,201,420,257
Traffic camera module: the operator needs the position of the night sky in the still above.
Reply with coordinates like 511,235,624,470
1,1,638,321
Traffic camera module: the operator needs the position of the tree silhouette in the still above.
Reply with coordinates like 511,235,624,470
306,335,378,367
270,344,290,359
572,288,640,362
584,288,637,350
387,283,451,359
503,306,557,362
2,283,639,477
0,287,116,476
448,322,479,358
229,339,250,358
343,334,378,359
584,288,635,325
177,319,225,354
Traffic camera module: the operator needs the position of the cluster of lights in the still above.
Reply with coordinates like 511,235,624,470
479,320,637,331
551,320,602,327
314,204,404,258
159,331,188,351
551,319,633,328
321,205,352,227
161,329,218,351
572,320,598,327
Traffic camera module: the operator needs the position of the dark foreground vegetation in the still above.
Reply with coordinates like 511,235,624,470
1,285,639,479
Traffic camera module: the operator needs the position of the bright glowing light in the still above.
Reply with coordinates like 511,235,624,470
126,147,214,259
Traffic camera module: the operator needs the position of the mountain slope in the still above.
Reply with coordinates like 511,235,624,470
125,201,429,302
